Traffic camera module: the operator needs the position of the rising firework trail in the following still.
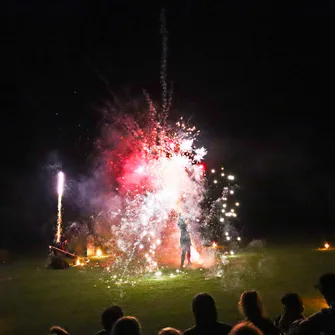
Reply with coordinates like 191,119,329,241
56,171,65,243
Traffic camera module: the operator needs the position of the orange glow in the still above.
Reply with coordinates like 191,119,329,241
325,243,330,249
212,242,217,248
75,258,84,266
303,297,328,310
96,248,102,257
190,246,200,263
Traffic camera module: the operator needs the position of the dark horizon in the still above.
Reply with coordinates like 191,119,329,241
2,1,335,249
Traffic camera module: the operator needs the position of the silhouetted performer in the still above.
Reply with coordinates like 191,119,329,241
238,291,281,335
183,293,232,335
274,293,304,334
177,214,192,268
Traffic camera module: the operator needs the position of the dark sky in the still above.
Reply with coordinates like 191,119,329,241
2,1,335,247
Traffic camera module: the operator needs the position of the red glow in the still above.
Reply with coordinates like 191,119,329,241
199,163,206,170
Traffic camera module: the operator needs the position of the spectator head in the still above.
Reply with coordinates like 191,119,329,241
229,322,263,335
281,293,304,314
192,293,217,325
158,327,180,335
315,273,335,304
112,316,140,335
49,326,70,335
101,305,124,331
238,291,263,319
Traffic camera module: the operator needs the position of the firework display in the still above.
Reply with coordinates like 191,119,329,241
81,104,241,275
53,12,241,275
54,113,241,276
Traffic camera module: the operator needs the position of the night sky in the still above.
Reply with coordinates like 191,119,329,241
3,1,335,248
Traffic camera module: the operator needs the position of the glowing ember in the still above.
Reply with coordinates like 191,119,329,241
212,242,217,248
190,246,201,263
325,243,330,249
75,258,84,267
96,248,102,257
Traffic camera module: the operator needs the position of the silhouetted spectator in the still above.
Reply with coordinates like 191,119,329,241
112,316,141,335
229,322,264,335
238,291,281,335
183,293,231,335
274,293,304,334
158,327,181,335
288,273,335,335
96,305,124,335
49,326,70,335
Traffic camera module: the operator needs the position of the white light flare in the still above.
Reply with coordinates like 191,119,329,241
56,171,65,243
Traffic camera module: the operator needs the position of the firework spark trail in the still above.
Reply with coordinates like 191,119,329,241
202,168,240,246
160,9,169,119
56,171,65,243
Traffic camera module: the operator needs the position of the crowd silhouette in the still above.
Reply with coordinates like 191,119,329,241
47,273,335,335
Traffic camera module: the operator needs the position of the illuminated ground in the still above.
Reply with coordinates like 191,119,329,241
0,245,333,335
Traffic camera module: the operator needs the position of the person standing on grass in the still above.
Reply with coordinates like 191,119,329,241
288,273,335,335
177,213,192,268
183,293,232,335
96,305,124,335
238,291,281,335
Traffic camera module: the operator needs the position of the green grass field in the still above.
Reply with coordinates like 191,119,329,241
1,245,334,335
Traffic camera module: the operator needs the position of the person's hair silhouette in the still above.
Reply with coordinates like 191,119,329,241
158,327,180,335
112,316,140,335
238,291,280,335
183,293,231,335
281,293,304,313
239,291,263,320
193,292,217,325
229,321,263,335
274,292,304,333
315,273,335,305
49,326,70,335
96,305,124,335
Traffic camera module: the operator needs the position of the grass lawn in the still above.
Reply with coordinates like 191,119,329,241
1,245,334,335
